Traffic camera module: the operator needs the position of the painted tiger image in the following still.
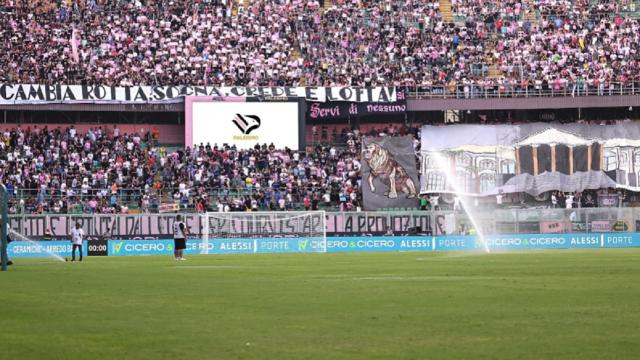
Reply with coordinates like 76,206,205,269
363,143,418,199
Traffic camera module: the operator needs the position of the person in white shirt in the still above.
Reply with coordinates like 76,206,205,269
566,194,574,209
70,223,84,262
569,211,577,222
453,196,461,211
430,195,440,211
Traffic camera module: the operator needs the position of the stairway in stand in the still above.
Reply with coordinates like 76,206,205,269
232,0,250,16
291,49,301,61
440,0,454,23
485,34,503,79
488,64,503,78
323,0,333,12
523,0,539,28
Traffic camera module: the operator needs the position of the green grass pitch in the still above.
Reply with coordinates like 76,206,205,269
1,249,639,359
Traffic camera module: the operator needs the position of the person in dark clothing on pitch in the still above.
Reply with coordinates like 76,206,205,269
173,215,189,261
1,219,13,266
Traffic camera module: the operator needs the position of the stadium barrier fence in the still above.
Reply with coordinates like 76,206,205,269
405,82,640,99
6,208,640,240
8,187,340,213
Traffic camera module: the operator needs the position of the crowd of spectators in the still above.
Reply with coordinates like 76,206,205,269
0,124,419,214
1,0,640,90
452,0,528,21
0,122,632,214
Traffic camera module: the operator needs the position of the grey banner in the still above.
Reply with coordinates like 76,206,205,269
362,136,420,210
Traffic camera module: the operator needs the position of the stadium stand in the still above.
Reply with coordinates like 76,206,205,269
0,0,637,214
1,121,627,214
0,0,639,91
0,125,421,214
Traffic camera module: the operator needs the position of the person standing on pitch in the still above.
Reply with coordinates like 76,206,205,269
70,223,84,261
173,214,189,260
1,219,14,266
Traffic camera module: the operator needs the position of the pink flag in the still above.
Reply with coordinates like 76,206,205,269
70,28,80,63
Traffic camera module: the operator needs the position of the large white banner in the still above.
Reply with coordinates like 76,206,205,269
190,101,300,149
420,123,640,195
0,84,396,104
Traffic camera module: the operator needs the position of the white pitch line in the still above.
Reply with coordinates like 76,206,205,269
170,265,254,269
307,275,500,281
431,249,556,259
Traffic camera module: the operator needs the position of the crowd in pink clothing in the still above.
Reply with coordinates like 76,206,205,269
0,0,639,91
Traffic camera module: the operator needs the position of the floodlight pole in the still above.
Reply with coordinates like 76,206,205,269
1,184,8,271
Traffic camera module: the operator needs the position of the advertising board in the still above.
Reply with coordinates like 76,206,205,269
11,233,640,258
7,240,86,258
187,99,301,149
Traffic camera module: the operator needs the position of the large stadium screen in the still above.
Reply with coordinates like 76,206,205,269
186,98,301,149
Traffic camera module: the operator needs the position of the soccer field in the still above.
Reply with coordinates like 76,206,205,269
2,250,639,360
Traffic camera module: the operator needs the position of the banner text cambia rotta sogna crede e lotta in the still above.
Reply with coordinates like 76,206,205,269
0,84,397,104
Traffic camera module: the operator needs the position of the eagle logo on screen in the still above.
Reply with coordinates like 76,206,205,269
232,114,261,135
